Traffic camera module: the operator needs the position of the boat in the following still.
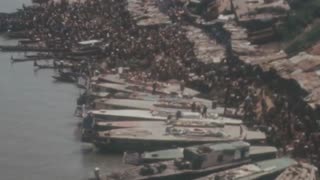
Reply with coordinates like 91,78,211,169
93,98,226,115
88,92,110,98
275,162,318,180
95,82,200,96
196,158,297,180
93,117,234,131
25,53,53,59
124,145,277,165
92,124,265,152
35,64,55,69
103,141,251,180
0,45,67,52
52,72,77,83
95,121,165,131
89,109,202,121
11,56,52,63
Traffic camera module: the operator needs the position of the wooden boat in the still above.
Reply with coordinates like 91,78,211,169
25,53,53,59
35,64,55,69
18,39,40,45
92,125,265,152
5,31,28,39
95,121,165,131
0,45,67,52
69,47,101,56
95,82,200,96
103,141,251,180
94,98,226,115
11,56,52,63
94,118,232,131
196,158,297,180
89,109,202,121
52,72,77,83
124,145,277,165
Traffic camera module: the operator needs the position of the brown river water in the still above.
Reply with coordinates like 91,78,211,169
0,1,128,179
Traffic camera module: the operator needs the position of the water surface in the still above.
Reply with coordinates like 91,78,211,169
0,2,126,179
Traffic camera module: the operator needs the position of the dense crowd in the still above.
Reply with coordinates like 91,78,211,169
2,0,319,171
6,0,202,82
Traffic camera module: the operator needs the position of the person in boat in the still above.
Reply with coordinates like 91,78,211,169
58,60,64,72
94,69,100,77
176,110,182,120
196,103,201,113
180,80,185,94
83,112,94,130
202,105,207,118
212,100,217,109
33,60,38,67
152,82,157,95
74,95,86,116
53,60,58,68
191,102,196,112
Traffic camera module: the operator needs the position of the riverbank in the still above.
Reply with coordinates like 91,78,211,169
1,0,319,179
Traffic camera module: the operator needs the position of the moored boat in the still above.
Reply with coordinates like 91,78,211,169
92,124,265,152
124,145,277,165
52,72,77,83
103,141,251,180
196,158,297,180
89,109,202,121
275,162,318,180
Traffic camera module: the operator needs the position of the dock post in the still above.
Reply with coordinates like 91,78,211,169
94,167,100,180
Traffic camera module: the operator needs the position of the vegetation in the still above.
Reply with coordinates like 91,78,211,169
278,0,320,55
285,23,320,55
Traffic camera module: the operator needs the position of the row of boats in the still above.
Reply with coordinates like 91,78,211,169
73,73,318,180
4,46,318,180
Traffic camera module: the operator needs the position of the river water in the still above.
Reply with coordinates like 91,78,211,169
0,1,126,180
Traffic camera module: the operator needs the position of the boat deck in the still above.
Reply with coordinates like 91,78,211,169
98,125,244,142
196,158,297,180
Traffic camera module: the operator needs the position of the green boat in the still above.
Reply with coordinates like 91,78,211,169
196,158,297,180
103,141,251,180
124,145,277,165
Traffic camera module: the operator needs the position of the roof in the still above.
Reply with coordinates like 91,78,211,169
232,0,290,23
183,25,225,64
185,141,250,154
225,22,320,108
249,146,277,155
127,0,171,26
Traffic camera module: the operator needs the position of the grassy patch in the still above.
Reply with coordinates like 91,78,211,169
277,0,320,55
285,23,320,55
278,0,320,41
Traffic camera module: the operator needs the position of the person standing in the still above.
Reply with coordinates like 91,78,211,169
152,82,157,95
180,80,185,95
191,102,196,112
202,105,207,118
